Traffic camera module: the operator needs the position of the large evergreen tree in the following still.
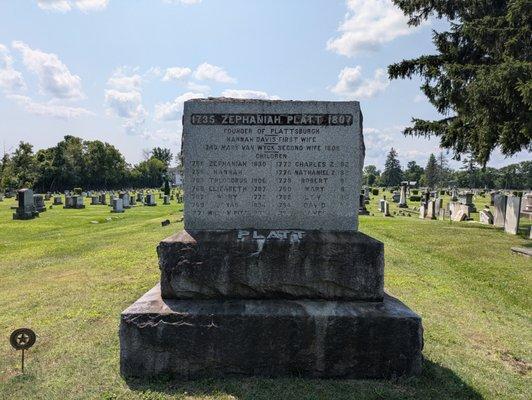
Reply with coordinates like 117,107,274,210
424,153,439,188
389,0,531,166
381,148,403,186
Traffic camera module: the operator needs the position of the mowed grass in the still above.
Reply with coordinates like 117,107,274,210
0,193,530,400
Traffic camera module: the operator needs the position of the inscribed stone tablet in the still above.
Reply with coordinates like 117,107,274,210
183,98,364,231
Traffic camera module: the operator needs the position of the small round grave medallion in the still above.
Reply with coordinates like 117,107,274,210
10,328,36,350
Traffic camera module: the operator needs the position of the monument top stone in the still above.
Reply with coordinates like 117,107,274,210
183,98,364,231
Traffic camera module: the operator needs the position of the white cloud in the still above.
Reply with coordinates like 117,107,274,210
162,67,192,82
330,66,389,99
327,0,419,57
194,62,236,84
0,44,26,92
141,127,180,146
221,89,280,100
107,67,142,91
105,89,146,119
36,0,109,12
75,0,109,12
12,41,84,100
154,91,205,121
105,67,147,135
7,94,93,119
36,0,72,12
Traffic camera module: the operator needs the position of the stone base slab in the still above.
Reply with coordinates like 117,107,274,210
120,285,423,379
159,230,384,301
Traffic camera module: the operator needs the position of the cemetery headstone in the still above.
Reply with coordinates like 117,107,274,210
479,206,493,225
13,189,39,220
493,194,507,228
91,195,100,205
383,200,391,217
398,184,408,208
459,192,476,212
425,200,436,220
53,195,63,205
358,193,369,215
449,202,469,222
163,195,170,205
145,193,156,206
120,193,131,209
33,194,46,213
100,193,107,205
119,98,423,380
111,198,125,213
74,196,85,209
504,195,521,235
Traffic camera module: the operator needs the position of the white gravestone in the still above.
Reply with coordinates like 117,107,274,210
504,196,521,235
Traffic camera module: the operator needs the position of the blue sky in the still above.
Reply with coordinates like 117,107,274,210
0,0,528,169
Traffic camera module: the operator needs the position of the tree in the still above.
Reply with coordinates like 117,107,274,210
389,0,531,166
436,152,451,187
424,153,438,188
11,141,37,188
151,147,173,167
381,148,403,186
363,165,381,186
403,161,424,183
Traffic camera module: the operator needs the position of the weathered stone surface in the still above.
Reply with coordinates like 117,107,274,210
449,202,469,222
504,196,521,235
158,230,384,301
479,209,493,225
493,194,507,227
183,99,364,231
120,285,423,379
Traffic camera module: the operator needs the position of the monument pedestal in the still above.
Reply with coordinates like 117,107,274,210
120,284,423,379
120,230,423,379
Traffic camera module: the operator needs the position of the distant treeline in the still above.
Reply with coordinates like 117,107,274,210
365,148,531,190
0,136,175,192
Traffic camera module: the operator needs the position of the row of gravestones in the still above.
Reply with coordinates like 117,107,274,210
371,187,530,237
11,188,184,220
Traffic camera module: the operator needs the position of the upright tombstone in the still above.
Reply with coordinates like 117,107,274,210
163,195,170,205
434,197,443,217
119,98,423,379
425,200,436,220
33,194,46,213
130,196,136,207
73,195,85,209
459,192,476,213
53,195,63,205
111,198,125,213
144,193,156,206
120,193,131,209
398,184,408,208
493,194,507,228
100,193,107,205
63,195,74,209
13,189,39,220
504,196,521,235
383,200,391,217
91,195,100,205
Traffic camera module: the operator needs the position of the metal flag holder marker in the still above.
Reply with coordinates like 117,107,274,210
9,328,36,373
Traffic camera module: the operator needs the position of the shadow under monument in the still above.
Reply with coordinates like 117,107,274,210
124,359,483,400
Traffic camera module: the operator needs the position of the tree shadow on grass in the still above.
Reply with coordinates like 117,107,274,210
125,359,483,400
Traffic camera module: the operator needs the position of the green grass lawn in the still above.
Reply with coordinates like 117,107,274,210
0,194,530,400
